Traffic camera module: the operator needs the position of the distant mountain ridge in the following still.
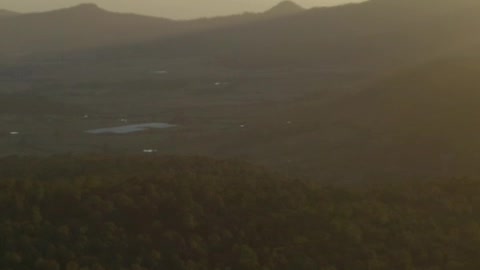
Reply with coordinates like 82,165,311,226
5,0,480,69
146,0,480,69
0,3,178,58
0,9,19,18
0,1,308,59
50,3,112,16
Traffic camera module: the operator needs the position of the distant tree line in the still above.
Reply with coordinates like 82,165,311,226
0,155,479,270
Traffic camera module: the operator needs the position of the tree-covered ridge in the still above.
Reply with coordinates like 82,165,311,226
1,156,480,270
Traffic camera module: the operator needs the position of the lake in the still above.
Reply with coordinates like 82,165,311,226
86,123,175,134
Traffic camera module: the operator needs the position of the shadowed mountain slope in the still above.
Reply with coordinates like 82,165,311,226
233,56,480,182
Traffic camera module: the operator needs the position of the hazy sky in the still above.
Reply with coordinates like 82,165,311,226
0,0,364,19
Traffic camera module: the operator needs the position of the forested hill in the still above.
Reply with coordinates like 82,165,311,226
1,155,480,270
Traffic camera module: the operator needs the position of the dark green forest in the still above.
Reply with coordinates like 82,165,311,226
1,155,480,270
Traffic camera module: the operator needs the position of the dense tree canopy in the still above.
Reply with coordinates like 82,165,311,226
0,155,479,270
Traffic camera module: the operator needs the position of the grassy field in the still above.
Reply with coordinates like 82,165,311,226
0,57,369,182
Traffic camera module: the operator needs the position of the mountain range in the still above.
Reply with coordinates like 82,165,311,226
18,0,479,73
118,0,480,70
0,1,304,59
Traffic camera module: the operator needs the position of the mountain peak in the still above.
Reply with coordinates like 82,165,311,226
73,3,101,9
265,1,304,16
62,3,105,14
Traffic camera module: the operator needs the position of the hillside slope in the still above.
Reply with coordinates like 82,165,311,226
234,56,480,182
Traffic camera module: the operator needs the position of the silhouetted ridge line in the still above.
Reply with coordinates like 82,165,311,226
264,1,304,16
